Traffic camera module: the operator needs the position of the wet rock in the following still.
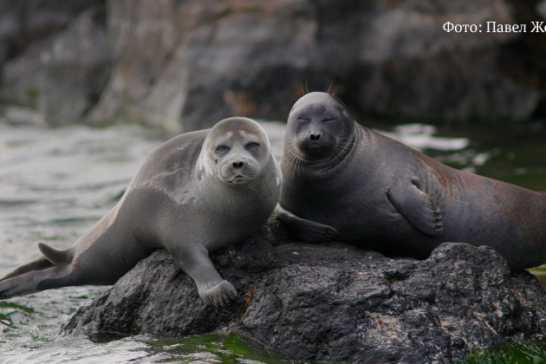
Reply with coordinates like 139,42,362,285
63,218,546,363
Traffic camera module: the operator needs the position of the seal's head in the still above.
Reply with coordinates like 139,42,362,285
286,92,354,162
199,117,272,185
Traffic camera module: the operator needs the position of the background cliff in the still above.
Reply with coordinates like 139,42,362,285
2,0,546,133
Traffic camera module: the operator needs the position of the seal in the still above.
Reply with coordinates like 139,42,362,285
0,117,281,306
276,92,546,270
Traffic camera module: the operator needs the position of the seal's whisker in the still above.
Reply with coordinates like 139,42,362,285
284,146,305,177
284,147,300,177
332,85,340,97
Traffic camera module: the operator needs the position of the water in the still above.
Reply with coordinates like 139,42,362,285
0,117,545,362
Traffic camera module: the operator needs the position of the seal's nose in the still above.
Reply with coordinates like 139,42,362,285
232,161,245,169
310,133,321,141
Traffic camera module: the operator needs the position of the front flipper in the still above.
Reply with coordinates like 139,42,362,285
387,180,444,236
166,243,236,307
275,203,338,243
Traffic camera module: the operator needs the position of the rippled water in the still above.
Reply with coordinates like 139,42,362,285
0,118,544,363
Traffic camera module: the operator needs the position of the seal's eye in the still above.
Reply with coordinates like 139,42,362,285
245,142,260,151
323,118,336,122
297,116,310,122
215,145,230,154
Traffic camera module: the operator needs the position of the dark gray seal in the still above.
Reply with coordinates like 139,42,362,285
0,117,281,306
276,92,546,270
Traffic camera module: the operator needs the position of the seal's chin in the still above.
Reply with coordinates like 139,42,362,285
297,144,335,161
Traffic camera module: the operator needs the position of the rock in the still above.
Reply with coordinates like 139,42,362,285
0,0,102,69
63,218,546,364
85,0,542,131
1,5,111,126
3,0,546,131
84,0,319,133
355,0,540,123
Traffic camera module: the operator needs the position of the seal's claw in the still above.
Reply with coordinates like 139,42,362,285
199,280,237,307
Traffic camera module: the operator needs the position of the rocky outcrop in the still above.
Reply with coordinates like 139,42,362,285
63,219,546,364
2,0,546,131
0,0,102,66
1,4,110,126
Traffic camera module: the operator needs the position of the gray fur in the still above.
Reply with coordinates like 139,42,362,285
0,117,281,306
277,92,546,270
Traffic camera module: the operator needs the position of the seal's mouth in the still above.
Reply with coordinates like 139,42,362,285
232,175,248,184
223,175,249,184
296,143,333,161
290,134,358,170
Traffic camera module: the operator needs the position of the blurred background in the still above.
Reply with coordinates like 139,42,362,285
2,0,546,132
1,0,546,362
1,0,546,189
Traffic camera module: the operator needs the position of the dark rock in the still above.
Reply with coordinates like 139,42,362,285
63,218,546,363
0,0,102,69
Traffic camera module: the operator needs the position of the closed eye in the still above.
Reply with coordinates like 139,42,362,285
323,118,336,122
215,145,230,154
245,142,260,151
297,116,310,122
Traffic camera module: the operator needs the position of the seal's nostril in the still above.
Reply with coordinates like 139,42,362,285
232,161,244,169
310,134,320,141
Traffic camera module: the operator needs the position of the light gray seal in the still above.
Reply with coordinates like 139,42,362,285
0,117,281,306
276,92,546,270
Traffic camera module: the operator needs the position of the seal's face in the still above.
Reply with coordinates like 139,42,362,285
203,117,271,185
287,92,353,162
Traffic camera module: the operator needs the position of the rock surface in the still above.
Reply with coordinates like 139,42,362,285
3,0,546,130
1,4,111,126
0,0,102,67
63,219,546,364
